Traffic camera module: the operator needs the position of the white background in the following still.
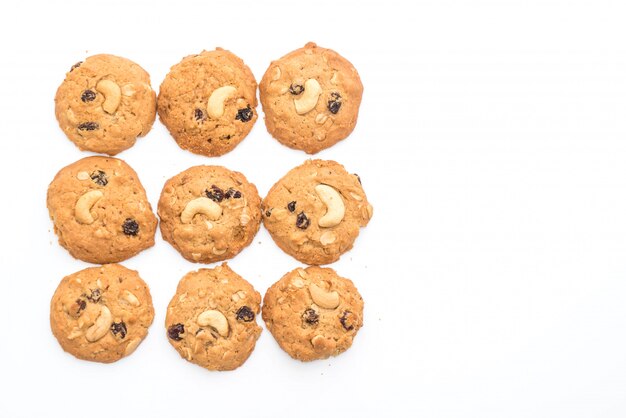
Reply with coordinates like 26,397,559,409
0,0,625,416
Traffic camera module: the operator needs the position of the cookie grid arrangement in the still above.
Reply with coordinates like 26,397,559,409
48,42,373,370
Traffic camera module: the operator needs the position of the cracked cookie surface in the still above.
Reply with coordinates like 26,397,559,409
259,42,363,154
158,165,261,263
262,266,363,361
165,264,262,371
262,159,373,265
47,156,157,264
158,48,258,157
50,264,154,363
55,54,157,155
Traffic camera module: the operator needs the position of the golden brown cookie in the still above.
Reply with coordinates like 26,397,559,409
50,264,155,363
262,159,373,265
165,264,262,371
47,156,158,264
158,165,261,263
259,42,363,154
158,48,258,157
55,54,157,155
262,266,363,361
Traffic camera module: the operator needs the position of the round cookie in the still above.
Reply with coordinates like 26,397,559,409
50,264,155,363
47,156,158,264
262,159,373,265
165,264,262,371
262,266,363,361
259,42,364,154
158,48,258,157
55,54,157,155
158,165,261,263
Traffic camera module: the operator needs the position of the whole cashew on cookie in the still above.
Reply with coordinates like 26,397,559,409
180,197,222,224
75,190,103,225
315,184,345,228
96,80,122,114
294,79,322,115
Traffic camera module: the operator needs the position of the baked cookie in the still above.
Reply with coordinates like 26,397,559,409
262,266,363,361
47,156,158,264
165,264,262,371
262,159,373,265
55,54,157,155
259,42,364,154
158,165,261,263
50,264,155,363
158,48,258,157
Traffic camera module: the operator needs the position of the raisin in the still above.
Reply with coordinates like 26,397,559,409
236,306,255,322
194,108,205,121
167,323,185,341
81,90,96,102
296,212,310,229
235,106,253,122
302,308,319,325
122,218,139,236
78,122,99,131
206,185,224,202
265,209,272,217
225,188,242,199
289,84,304,95
86,289,101,303
287,201,296,212
328,92,342,114
110,322,127,339
354,173,362,184
70,61,82,72
340,311,355,331
75,299,86,314
90,170,108,186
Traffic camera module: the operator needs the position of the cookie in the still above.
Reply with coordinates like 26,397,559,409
158,49,258,157
262,266,363,361
50,264,155,363
165,264,262,371
55,54,157,155
47,156,158,264
259,42,364,154
158,165,261,263
262,159,373,265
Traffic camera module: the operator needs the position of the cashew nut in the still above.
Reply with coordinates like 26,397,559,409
240,207,251,226
121,84,135,97
207,86,236,119
180,197,222,223
121,290,140,307
231,290,246,302
212,247,227,255
197,309,229,337
67,328,83,340
315,184,345,228
85,305,113,342
124,338,141,356
294,79,322,115
309,283,340,309
75,190,103,224
96,79,121,114
320,231,337,245
315,113,328,125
